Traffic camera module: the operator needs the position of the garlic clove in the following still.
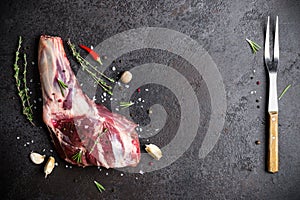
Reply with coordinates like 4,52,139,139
44,156,55,178
145,144,162,160
30,152,46,164
120,71,132,84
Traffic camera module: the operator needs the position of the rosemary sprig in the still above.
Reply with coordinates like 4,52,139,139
72,150,83,163
120,101,134,109
57,78,68,97
246,38,261,53
89,128,108,154
278,84,291,100
94,180,105,193
13,36,34,125
67,39,114,95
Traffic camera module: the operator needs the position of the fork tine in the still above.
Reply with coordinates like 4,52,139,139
265,16,271,62
274,16,279,61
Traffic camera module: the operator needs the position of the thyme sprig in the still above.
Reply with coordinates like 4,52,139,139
278,84,291,100
72,150,83,163
120,101,134,109
67,39,114,95
246,38,261,53
13,36,34,125
94,180,105,193
57,78,68,97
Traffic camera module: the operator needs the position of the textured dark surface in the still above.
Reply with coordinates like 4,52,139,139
0,0,300,199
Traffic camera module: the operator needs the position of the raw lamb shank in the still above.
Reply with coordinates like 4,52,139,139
38,35,140,168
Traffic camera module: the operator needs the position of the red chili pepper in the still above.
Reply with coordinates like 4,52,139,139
137,88,141,93
79,44,103,65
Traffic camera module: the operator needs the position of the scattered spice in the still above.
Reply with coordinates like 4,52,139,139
246,38,261,53
13,36,34,125
137,88,141,93
256,81,260,85
255,140,261,145
79,44,103,65
94,180,105,193
278,84,291,100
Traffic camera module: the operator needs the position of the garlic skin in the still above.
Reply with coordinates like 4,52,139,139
30,152,46,164
145,144,162,160
44,156,55,178
120,71,132,84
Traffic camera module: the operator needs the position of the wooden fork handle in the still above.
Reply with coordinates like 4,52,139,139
268,111,279,173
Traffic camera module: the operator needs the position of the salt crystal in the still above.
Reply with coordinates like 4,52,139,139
142,100,145,103
33,100,37,104
103,98,106,101
112,66,116,71
24,144,27,147
253,69,256,73
69,166,72,169
110,98,113,101
42,149,46,152
31,140,34,143
101,100,104,103
103,92,106,97
155,129,159,131
115,108,119,111
106,172,108,175
125,85,129,88
80,83,83,86
120,173,124,176
250,91,254,94
55,162,58,166
16,136,20,140
26,142,30,145
66,165,68,168
139,170,144,175
146,139,149,142
31,61,35,65
84,125,89,129
138,98,142,101
141,105,143,108
38,98,42,102
30,79,33,83
140,128,143,132
34,106,37,109
91,45,94,50
30,91,32,94
50,149,53,152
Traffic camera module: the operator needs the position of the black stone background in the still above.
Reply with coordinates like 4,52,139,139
0,0,300,199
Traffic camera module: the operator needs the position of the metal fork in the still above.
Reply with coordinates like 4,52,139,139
264,16,279,173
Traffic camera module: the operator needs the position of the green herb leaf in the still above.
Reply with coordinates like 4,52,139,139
94,180,105,193
13,36,34,126
72,150,83,163
57,79,68,97
120,101,134,109
278,84,291,100
246,38,261,53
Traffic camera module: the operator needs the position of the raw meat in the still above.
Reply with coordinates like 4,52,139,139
38,35,140,168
